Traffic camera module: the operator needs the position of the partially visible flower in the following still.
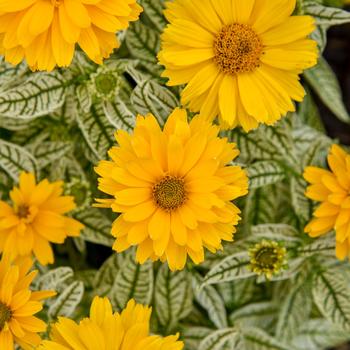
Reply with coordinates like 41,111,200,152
304,144,350,260
249,240,287,279
158,0,318,131
39,296,184,350
0,255,55,350
88,66,121,100
95,108,248,270
0,172,84,265
0,0,142,71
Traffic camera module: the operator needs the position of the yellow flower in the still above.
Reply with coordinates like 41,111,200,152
95,108,248,271
304,144,350,260
0,0,142,71
0,255,55,350
0,172,84,265
158,0,318,132
39,296,184,350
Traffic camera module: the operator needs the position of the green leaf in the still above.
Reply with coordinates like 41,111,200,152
74,208,114,247
126,21,160,63
292,319,350,350
199,328,238,350
230,302,277,331
302,1,350,25
76,102,115,159
275,282,312,340
93,254,122,296
290,177,313,222
298,235,335,257
203,252,254,286
154,264,192,332
192,272,227,329
139,0,167,31
0,71,67,118
103,99,135,131
131,80,180,123
304,57,350,123
181,327,212,350
313,270,350,330
0,139,37,180
76,84,92,113
109,250,153,310
32,141,72,169
35,267,74,291
48,281,84,319
247,161,285,189
251,224,301,243
242,327,289,350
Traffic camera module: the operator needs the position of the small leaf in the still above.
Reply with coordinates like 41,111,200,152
276,282,312,340
131,80,180,123
203,252,253,286
154,264,192,332
126,21,160,63
304,57,350,123
199,328,238,350
0,139,37,180
247,161,285,189
313,270,350,330
74,209,114,247
139,0,167,31
109,250,153,310
242,327,289,350
48,281,84,319
192,272,227,329
35,267,74,291
0,71,66,118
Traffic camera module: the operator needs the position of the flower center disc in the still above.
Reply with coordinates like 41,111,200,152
17,205,30,219
213,23,263,75
0,302,11,331
153,175,187,211
254,247,278,269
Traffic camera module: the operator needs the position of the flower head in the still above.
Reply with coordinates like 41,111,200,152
0,172,84,265
304,144,350,260
158,0,318,131
39,296,184,350
95,108,248,270
0,0,142,71
249,240,287,279
0,255,55,350
88,66,121,100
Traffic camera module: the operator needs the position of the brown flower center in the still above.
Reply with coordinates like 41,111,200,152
17,204,30,219
153,175,187,211
254,247,279,269
213,23,263,75
0,302,11,331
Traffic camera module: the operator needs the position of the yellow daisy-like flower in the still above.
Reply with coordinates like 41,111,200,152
158,0,318,131
0,255,55,350
39,296,184,350
95,108,248,271
0,0,142,71
304,144,350,260
0,172,84,265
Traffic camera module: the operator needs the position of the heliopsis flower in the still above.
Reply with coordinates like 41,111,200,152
95,108,248,271
0,172,84,265
0,255,55,350
158,0,318,131
304,144,350,260
39,296,184,350
0,0,142,71
249,240,287,279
